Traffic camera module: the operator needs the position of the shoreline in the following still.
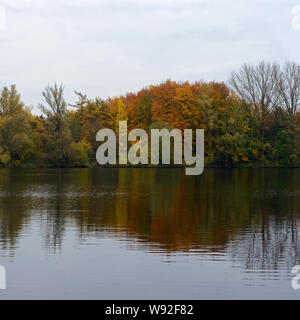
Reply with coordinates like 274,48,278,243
3,164,300,170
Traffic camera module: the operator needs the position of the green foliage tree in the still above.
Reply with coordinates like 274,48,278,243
39,83,72,167
0,85,33,166
69,140,92,167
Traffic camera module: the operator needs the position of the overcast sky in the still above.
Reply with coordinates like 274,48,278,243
0,0,299,112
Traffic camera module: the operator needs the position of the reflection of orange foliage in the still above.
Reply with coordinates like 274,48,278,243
72,169,288,254
1,168,300,256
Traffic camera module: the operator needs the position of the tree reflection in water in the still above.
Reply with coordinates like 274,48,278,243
0,168,299,275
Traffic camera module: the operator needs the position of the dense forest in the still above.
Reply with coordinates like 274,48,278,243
1,61,300,168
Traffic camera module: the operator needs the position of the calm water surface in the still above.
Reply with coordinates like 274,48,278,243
0,168,299,299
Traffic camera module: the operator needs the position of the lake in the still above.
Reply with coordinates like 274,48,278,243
0,168,299,299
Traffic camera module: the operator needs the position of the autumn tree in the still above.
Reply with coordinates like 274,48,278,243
1,62,300,169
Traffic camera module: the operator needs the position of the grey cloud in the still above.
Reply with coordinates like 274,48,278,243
0,0,298,113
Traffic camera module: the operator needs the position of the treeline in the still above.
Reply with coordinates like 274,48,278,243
0,61,300,168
